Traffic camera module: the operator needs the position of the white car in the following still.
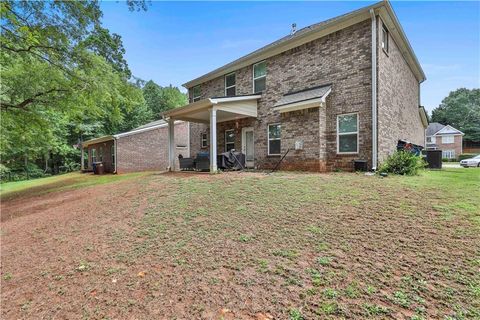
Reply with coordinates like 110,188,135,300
460,154,480,167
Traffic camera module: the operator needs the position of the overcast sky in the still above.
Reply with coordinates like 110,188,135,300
100,1,480,113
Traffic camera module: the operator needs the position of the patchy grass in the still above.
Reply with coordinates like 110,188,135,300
0,171,150,200
1,169,479,319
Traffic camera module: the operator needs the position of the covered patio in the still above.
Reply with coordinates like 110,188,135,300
163,94,261,172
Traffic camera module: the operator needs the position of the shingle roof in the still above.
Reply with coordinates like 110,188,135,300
184,1,426,88
274,84,332,107
134,119,167,130
426,122,445,136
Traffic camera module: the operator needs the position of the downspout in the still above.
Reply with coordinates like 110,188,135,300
370,9,378,170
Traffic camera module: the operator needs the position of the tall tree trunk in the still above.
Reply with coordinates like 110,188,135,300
24,154,29,180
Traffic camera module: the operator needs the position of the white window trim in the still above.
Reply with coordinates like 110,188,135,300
442,150,455,159
442,135,454,144
337,113,359,154
193,85,201,102
267,123,281,156
225,129,235,151
253,61,266,94
201,132,208,148
382,26,389,53
224,72,236,96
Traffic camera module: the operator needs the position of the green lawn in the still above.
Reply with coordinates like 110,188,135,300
0,171,149,200
1,168,479,319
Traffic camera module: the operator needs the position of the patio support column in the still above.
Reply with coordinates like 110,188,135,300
168,118,175,171
80,145,85,171
209,107,217,172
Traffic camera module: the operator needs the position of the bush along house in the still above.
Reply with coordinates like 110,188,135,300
81,120,189,173
163,0,428,172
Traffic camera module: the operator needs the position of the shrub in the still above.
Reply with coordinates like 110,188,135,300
379,151,426,176
458,153,477,161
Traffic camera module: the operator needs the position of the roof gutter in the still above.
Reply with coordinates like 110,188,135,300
370,8,378,171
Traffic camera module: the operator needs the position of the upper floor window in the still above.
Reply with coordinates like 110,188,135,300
382,26,389,53
268,123,281,155
337,113,359,154
225,129,235,152
225,73,236,96
442,135,454,144
427,136,436,144
193,85,201,102
253,61,266,93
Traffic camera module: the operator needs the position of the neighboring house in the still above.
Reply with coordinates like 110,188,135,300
425,122,464,160
163,0,428,172
81,120,189,173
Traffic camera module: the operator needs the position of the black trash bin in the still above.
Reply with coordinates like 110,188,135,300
92,162,97,174
426,150,442,169
353,159,368,172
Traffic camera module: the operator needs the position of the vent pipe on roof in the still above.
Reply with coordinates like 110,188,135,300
291,23,297,35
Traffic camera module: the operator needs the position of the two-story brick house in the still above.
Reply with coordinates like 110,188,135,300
163,0,428,172
425,122,464,160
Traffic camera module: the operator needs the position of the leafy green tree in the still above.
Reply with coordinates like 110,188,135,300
0,0,148,179
142,80,187,119
431,88,480,142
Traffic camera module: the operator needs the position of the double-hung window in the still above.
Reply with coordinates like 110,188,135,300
225,129,235,152
268,124,281,155
253,61,266,93
225,73,236,96
91,149,97,163
201,132,208,148
337,113,359,154
192,85,201,102
442,136,454,144
382,26,389,53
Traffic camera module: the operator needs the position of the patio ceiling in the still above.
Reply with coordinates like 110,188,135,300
163,95,261,123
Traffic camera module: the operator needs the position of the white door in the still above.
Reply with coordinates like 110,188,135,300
242,127,254,168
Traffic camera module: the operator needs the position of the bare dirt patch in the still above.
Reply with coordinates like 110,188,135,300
1,171,479,319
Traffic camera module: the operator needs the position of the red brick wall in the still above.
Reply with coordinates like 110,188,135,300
377,18,425,164
188,20,373,172
115,122,189,173
434,135,463,158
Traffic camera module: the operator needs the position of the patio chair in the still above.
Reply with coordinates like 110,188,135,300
178,155,194,171
195,153,210,171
